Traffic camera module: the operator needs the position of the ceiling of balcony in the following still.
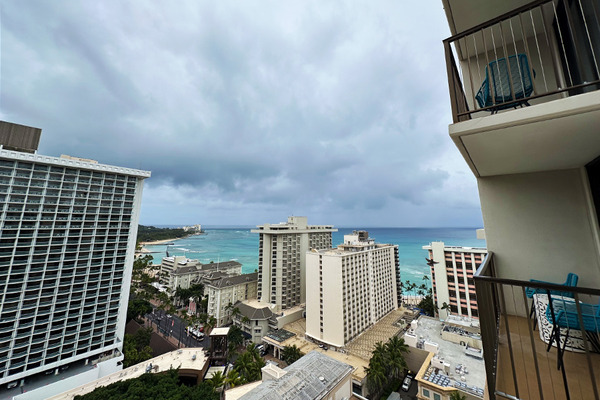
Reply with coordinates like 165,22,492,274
442,0,534,36
449,91,600,177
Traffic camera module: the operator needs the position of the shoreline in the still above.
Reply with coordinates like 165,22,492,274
139,238,182,246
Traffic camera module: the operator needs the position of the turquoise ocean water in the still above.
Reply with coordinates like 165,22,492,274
143,227,486,287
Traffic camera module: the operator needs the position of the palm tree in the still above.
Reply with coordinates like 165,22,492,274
385,336,409,380
281,345,304,365
365,360,387,398
450,391,466,400
209,370,226,388
225,369,242,389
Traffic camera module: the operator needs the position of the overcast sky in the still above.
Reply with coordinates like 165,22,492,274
1,1,483,227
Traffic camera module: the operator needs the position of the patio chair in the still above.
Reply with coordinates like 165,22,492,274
475,54,535,113
525,273,578,329
545,298,600,369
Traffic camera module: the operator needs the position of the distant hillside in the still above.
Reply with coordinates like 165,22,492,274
137,225,188,242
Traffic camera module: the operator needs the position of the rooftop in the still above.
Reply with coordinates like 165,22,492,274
263,329,296,343
210,327,231,337
47,348,208,399
205,272,258,289
407,316,485,397
239,351,352,400
235,300,275,320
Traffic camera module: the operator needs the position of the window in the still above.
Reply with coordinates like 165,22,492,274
422,388,430,397
433,393,441,400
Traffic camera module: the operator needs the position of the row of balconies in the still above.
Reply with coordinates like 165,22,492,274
0,177,136,193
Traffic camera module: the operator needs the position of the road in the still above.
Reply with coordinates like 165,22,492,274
145,308,209,349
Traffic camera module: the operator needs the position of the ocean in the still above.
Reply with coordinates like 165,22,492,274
142,227,486,287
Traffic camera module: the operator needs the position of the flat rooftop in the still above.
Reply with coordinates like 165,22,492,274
47,348,208,399
409,316,485,397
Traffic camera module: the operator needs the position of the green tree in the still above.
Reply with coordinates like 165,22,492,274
209,370,226,388
123,327,154,368
74,368,218,400
227,325,245,356
385,336,408,380
281,344,304,365
131,255,158,300
225,369,242,389
127,298,153,322
450,391,467,400
234,344,265,383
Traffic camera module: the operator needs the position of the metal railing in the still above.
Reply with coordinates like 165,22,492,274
443,0,600,123
474,252,600,399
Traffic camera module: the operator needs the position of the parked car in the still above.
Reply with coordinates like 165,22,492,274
402,373,414,392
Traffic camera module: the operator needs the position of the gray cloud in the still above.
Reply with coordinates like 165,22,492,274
1,1,482,227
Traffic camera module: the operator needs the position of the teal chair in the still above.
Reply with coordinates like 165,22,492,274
475,54,534,113
526,273,578,330
545,298,600,369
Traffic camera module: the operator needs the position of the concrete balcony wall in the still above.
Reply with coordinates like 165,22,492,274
478,168,600,315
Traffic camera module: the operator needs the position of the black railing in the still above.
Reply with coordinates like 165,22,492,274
443,0,600,123
474,252,600,400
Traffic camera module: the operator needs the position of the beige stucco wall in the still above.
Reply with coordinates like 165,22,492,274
478,168,600,302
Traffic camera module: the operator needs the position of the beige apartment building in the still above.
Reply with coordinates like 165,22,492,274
252,216,336,312
305,231,400,347
423,242,487,320
440,1,600,398
159,255,241,293
203,272,258,326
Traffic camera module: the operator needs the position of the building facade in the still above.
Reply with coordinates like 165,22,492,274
159,256,241,293
305,231,400,347
440,2,600,398
0,122,150,387
232,300,275,344
422,242,487,320
252,216,336,312
203,272,258,326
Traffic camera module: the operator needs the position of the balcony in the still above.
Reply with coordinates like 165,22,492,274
474,252,600,400
443,0,600,177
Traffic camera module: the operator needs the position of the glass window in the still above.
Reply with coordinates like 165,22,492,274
422,388,430,397
433,393,441,400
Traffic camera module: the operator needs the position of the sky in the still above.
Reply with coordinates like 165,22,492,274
0,1,483,228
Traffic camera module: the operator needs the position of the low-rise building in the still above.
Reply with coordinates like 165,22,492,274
232,300,275,344
159,256,242,293
403,315,485,400
203,272,258,326
232,351,354,400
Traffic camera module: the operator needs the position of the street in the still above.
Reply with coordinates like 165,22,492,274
145,308,209,349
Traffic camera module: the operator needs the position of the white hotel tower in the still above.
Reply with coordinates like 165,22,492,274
252,216,336,313
306,231,400,347
0,122,150,391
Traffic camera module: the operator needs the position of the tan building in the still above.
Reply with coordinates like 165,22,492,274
305,231,400,347
232,300,275,344
252,216,336,312
422,242,486,320
440,2,600,398
159,256,241,293
203,272,258,326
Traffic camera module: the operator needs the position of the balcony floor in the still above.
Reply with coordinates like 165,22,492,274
496,314,600,400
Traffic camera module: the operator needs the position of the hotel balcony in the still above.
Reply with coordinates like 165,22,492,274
474,252,600,399
443,0,600,177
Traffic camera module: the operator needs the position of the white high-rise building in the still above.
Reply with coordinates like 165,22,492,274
252,216,336,313
0,122,150,390
305,231,400,347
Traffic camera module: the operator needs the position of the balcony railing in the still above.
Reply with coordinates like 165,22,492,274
474,252,600,400
443,0,600,123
